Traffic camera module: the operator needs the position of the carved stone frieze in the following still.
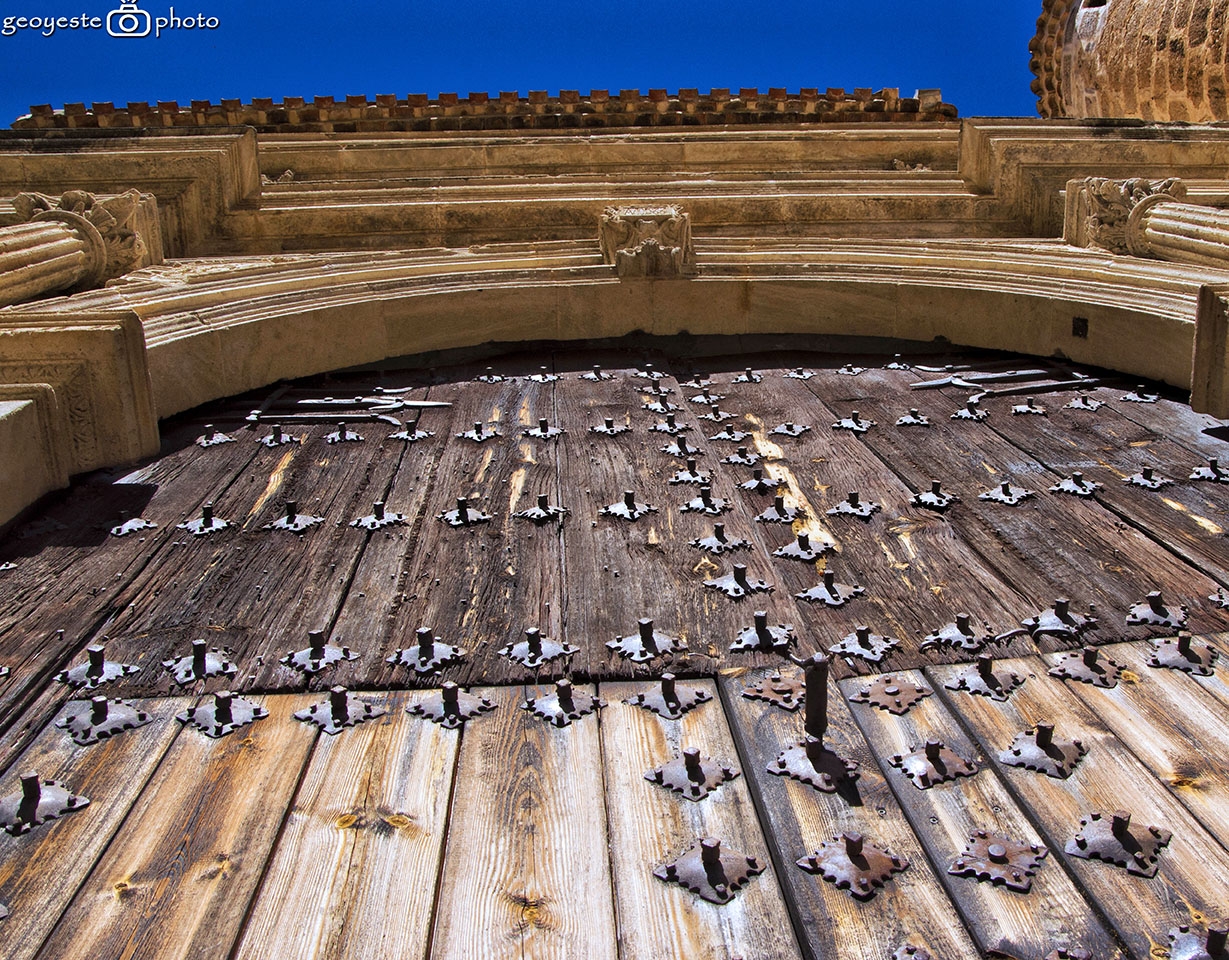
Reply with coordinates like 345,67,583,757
1066,177,1186,256
13,189,150,284
599,205,695,278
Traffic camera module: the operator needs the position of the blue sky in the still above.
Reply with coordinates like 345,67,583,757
0,1,1043,127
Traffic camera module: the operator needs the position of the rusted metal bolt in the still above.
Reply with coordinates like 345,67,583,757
1082,646,1099,668
441,681,460,714
823,570,836,590
308,630,327,658
660,673,678,706
416,627,434,658
700,486,715,508
988,843,1009,864
784,421,796,432
1147,591,1166,613
1178,632,1193,656
525,628,543,659
700,837,728,892
851,410,862,424
665,413,677,429
804,655,830,740
930,479,943,496
538,418,549,434
622,491,637,511
710,404,722,418
556,678,575,712
373,501,386,521
1207,923,1228,955
848,491,860,505
338,421,349,436
17,772,40,824
86,645,106,678
1055,598,1071,618
683,747,704,782
272,424,284,442
712,523,728,543
90,695,109,726
1035,723,1054,748
1001,481,1012,495
192,639,208,677
284,501,297,522
686,458,698,473
329,686,349,725
1142,467,1155,481
604,417,615,430
637,618,659,654
733,565,751,589
976,654,995,681
843,831,864,858
215,691,234,726
744,367,754,379
924,739,943,763
956,613,972,633
455,497,470,523
1072,471,1085,486
202,503,215,527
676,436,691,455
773,494,786,513
1111,810,1131,836
796,532,811,552
855,626,873,649
754,611,772,641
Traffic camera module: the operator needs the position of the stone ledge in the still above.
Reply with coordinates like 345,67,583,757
12,88,958,134
0,384,69,526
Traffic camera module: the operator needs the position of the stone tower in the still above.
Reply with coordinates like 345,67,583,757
1031,0,1229,120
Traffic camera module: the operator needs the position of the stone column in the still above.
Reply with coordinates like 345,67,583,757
1065,176,1229,269
0,189,150,308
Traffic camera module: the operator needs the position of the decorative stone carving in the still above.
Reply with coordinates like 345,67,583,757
599,205,694,278
1067,177,1187,256
13,189,149,284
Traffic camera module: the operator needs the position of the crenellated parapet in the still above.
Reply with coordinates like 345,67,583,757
10,87,957,134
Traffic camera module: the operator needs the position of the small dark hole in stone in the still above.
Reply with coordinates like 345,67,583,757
1072,316,1089,338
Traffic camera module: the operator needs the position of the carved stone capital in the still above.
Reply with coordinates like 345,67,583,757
1065,177,1187,256
13,189,152,284
599,205,695,278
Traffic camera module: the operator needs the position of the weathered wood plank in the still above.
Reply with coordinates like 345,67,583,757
840,668,1116,960
552,359,742,680
377,369,568,688
232,690,459,960
429,684,617,960
600,678,801,960
1051,640,1229,850
95,412,405,694
928,656,1229,958
964,382,1229,595
692,359,1035,673
720,667,979,960
0,695,189,960
0,419,261,756
836,364,1225,649
32,694,318,960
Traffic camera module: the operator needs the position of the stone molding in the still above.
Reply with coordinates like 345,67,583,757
0,308,158,477
11,88,957,134
599,206,694,278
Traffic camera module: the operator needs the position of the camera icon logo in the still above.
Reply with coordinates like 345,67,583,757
107,1,151,37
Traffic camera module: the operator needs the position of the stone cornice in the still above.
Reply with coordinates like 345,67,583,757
11,88,958,134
